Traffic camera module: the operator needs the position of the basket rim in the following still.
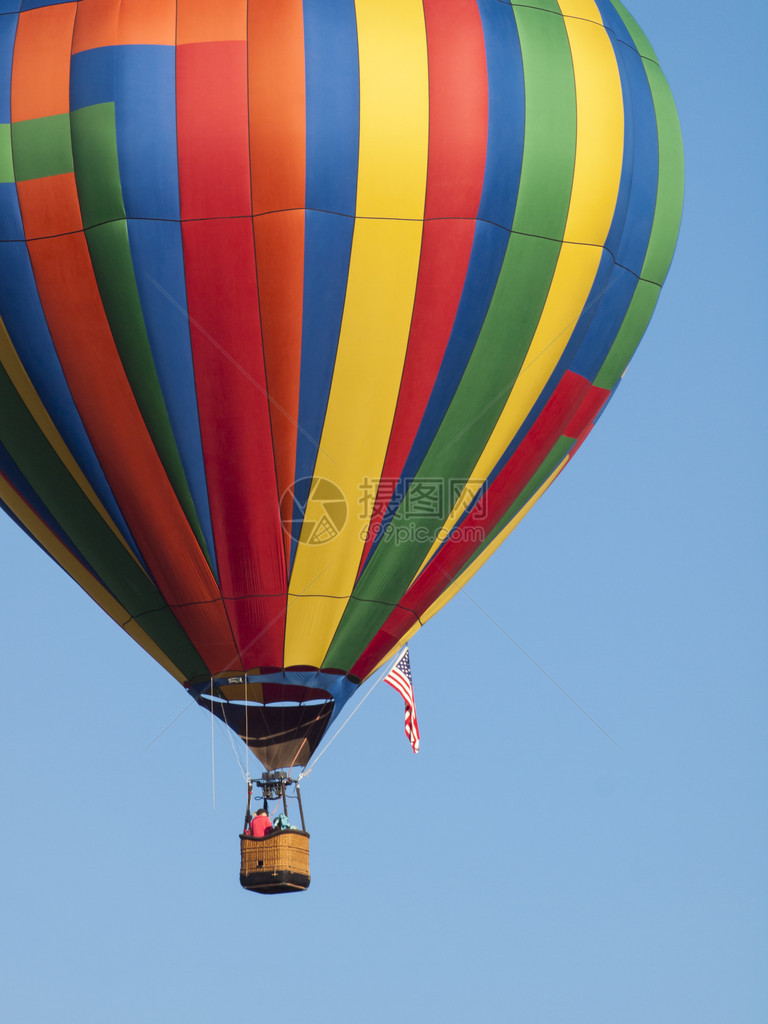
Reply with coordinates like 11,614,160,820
240,829,310,842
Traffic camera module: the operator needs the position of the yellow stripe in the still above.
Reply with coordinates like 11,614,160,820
561,0,606,26
354,0,429,220
414,8,623,572
285,1,429,664
556,0,605,23
559,0,620,247
0,319,141,559
0,474,185,682
285,218,425,664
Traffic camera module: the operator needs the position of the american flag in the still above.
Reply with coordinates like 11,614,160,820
383,647,420,753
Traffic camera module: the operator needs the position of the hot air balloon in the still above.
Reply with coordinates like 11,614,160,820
0,0,682,892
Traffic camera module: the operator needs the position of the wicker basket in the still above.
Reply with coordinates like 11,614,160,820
240,830,311,894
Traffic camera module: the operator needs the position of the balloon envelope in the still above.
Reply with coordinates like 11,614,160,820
0,0,682,767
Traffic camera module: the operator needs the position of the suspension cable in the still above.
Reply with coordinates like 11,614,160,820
297,654,399,781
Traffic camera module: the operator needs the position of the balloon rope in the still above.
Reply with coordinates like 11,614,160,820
244,685,249,781
451,580,621,749
298,653,401,781
217,700,249,783
142,700,193,751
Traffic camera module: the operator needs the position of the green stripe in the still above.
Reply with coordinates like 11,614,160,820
0,363,208,679
640,62,684,285
325,9,578,669
0,124,13,183
593,279,659,391
510,5,577,240
526,1,563,15
69,102,212,564
69,104,124,228
84,220,213,564
11,114,73,181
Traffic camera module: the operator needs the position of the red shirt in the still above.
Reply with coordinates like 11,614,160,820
248,815,273,838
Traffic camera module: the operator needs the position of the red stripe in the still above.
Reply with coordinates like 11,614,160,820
25,233,240,671
564,383,611,440
351,605,420,681
422,0,488,220
176,30,287,666
15,174,82,239
176,41,251,220
354,372,593,679
385,673,413,702
181,217,287,668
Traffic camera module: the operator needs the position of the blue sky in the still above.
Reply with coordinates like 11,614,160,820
1,2,766,1021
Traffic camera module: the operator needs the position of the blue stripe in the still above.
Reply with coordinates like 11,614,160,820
20,0,68,9
0,239,142,557
401,221,510,482
0,12,16,117
610,42,659,275
0,183,23,239
594,0,636,50
569,14,659,377
115,45,180,220
70,45,180,221
69,47,113,110
293,0,360,568
125,217,217,571
476,0,524,230
292,208,354,567
303,0,359,215
602,33,635,260
570,261,640,380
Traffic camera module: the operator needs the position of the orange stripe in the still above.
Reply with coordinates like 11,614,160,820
248,0,306,214
253,211,303,567
25,232,240,671
12,3,77,121
72,0,177,53
247,1,306,568
16,174,82,239
71,0,120,52
176,0,248,44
